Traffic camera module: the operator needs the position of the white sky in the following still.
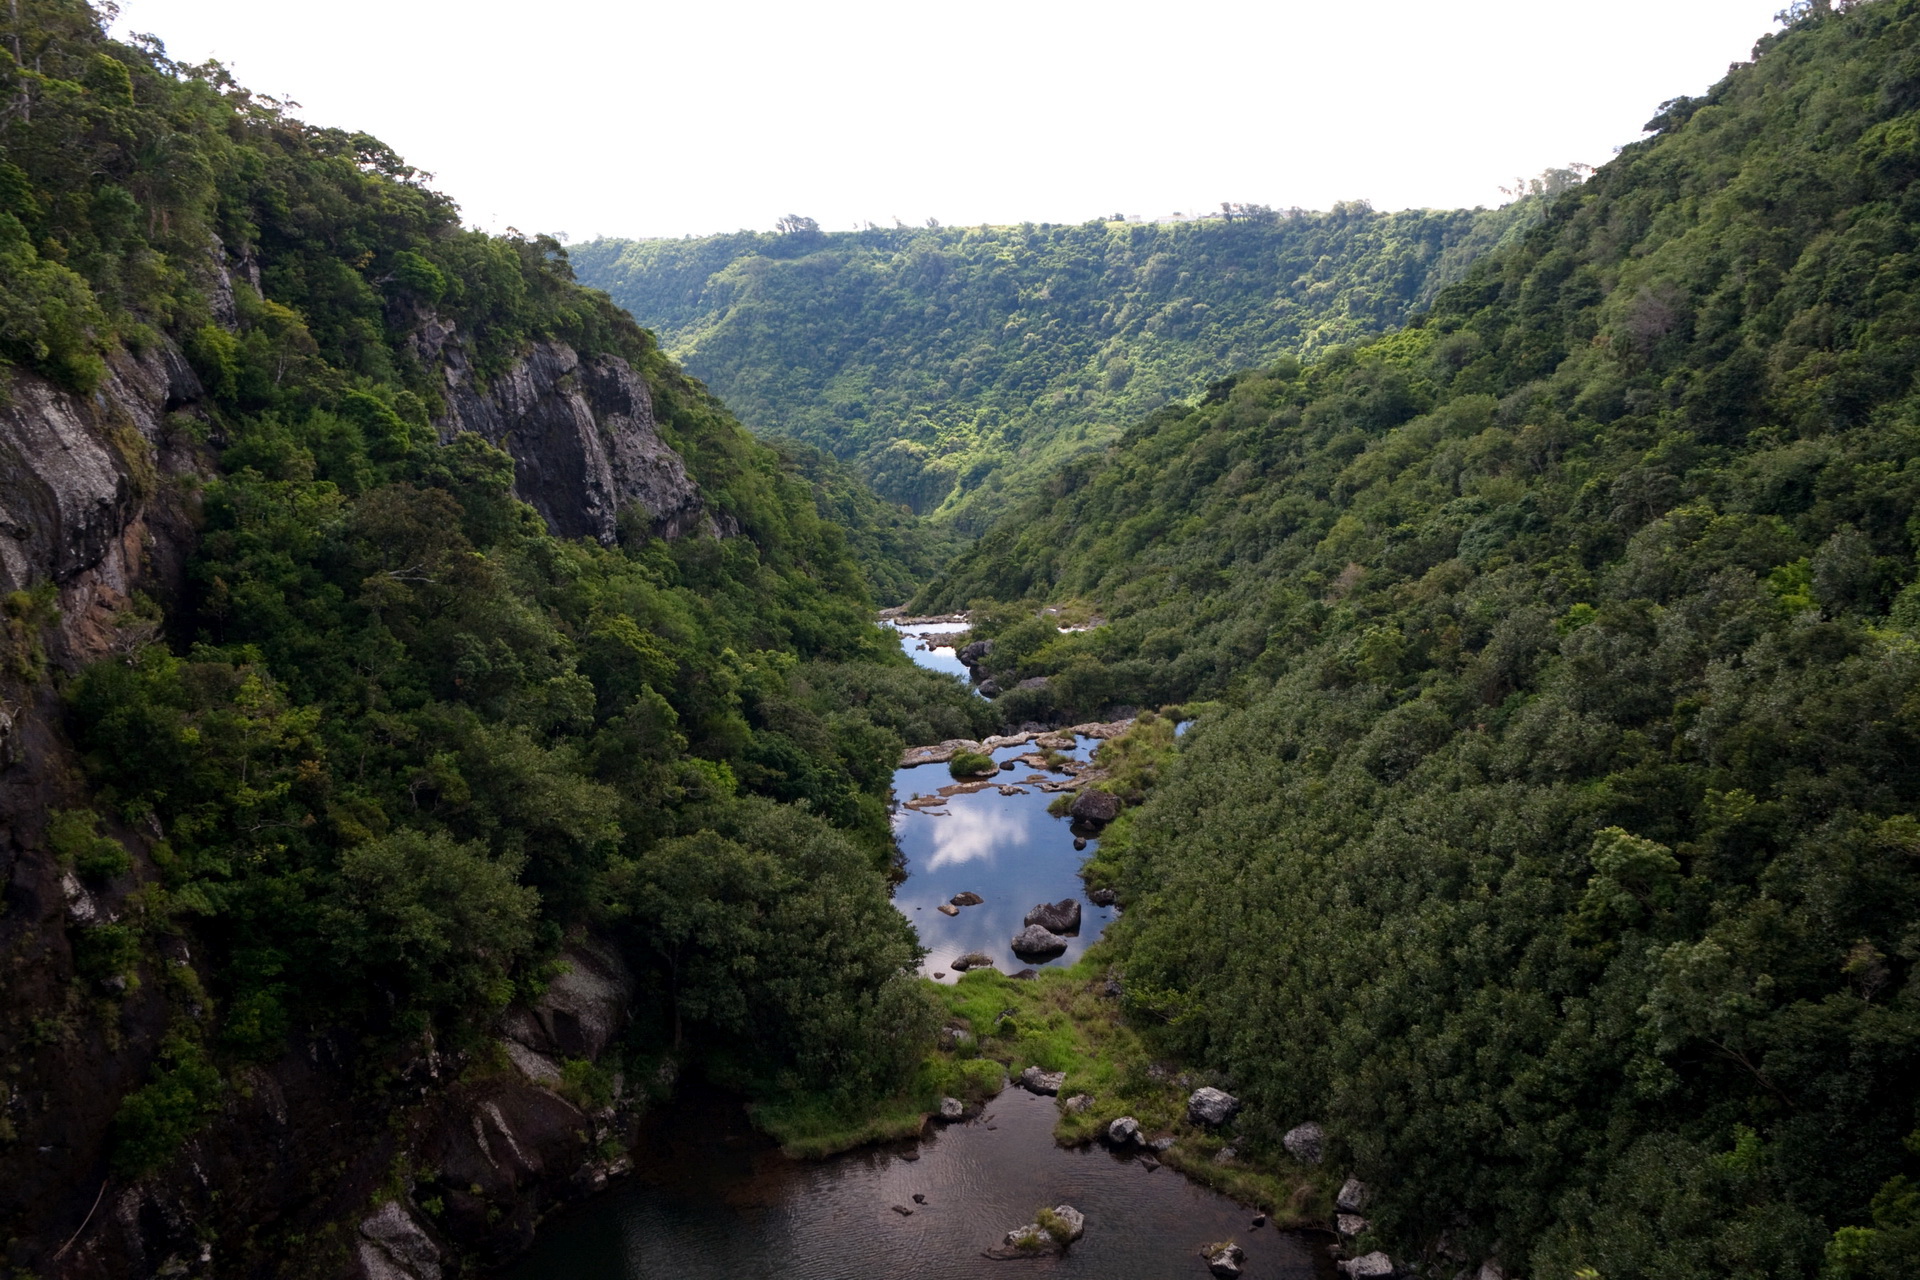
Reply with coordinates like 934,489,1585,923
111,0,1788,240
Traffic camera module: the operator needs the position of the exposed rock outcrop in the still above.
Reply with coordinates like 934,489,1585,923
1011,924,1069,960
1024,899,1081,935
435,335,712,544
1187,1087,1241,1128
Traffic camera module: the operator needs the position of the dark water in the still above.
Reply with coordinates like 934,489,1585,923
884,622,1111,980
502,1083,1332,1280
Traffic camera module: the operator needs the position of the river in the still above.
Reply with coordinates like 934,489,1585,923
497,622,1330,1279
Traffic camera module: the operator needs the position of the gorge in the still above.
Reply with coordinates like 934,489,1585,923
6,2,1920,1279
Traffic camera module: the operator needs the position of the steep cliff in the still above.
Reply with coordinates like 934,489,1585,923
1,7,957,1276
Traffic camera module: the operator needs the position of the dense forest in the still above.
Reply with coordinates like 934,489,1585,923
926,2,1920,1275
0,0,992,1260
570,198,1550,531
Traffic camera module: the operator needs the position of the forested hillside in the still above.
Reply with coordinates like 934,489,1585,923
0,4,986,1270
571,198,1548,531
925,3,1920,1275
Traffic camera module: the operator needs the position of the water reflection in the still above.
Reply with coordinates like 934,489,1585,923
501,1082,1332,1280
886,620,979,687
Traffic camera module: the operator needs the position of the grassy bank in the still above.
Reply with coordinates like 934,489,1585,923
755,950,1336,1227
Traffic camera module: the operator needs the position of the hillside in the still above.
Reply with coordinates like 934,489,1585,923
0,6,987,1274
923,3,1920,1275
570,199,1549,531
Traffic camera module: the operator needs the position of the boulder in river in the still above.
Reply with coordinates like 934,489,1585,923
950,892,984,906
936,903,959,916
1283,1121,1326,1164
938,1097,965,1122
978,679,1002,697
1088,887,1116,907
1011,924,1069,960
1205,1242,1247,1277
1018,1065,1066,1096
1187,1087,1241,1128
958,638,994,667
1337,1177,1372,1212
1338,1251,1395,1278
1106,1116,1140,1146
1069,789,1122,823
1024,899,1081,934
987,1204,1085,1259
951,951,994,972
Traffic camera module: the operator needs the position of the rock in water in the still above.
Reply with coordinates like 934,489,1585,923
1068,789,1122,823
1047,1204,1086,1242
1106,1116,1140,1146
1024,898,1081,934
1337,1177,1372,1212
958,638,994,667
1018,1065,1066,1095
950,891,984,906
936,903,960,916
1284,1121,1326,1164
1187,1086,1242,1127
1011,924,1069,960
938,1097,965,1122
1088,887,1116,906
951,951,994,971
1206,1243,1247,1277
892,1204,914,1216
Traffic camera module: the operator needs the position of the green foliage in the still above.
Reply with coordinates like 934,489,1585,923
47,808,131,881
571,198,1551,532
113,1032,223,1174
921,3,1920,1273
947,750,993,779
0,0,951,1121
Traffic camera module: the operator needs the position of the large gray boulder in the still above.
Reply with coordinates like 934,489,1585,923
951,951,994,971
1206,1243,1246,1277
1337,1177,1372,1212
1284,1120,1326,1164
1011,924,1069,960
1338,1252,1395,1278
1024,899,1081,935
958,638,995,667
1106,1116,1141,1146
1187,1086,1241,1127
938,1097,965,1122
1018,1065,1066,1095
1068,789,1122,823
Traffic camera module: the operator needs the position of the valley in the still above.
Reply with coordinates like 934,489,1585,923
4,2,1920,1279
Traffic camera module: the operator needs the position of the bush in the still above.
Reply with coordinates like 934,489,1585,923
948,750,994,778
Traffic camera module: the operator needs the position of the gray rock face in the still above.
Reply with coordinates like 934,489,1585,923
1107,1116,1140,1146
358,1201,441,1280
1187,1086,1241,1128
1024,899,1081,935
958,638,994,667
0,341,207,659
1068,789,1122,823
1018,1065,1066,1095
501,939,634,1062
436,337,709,545
1337,1177,1372,1212
1338,1251,1395,1278
1011,924,1069,960
1284,1121,1326,1164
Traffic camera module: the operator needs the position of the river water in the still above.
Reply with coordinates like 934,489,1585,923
497,623,1330,1279
887,622,1112,979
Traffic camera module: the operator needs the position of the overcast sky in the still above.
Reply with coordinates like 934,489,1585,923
111,0,1787,241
